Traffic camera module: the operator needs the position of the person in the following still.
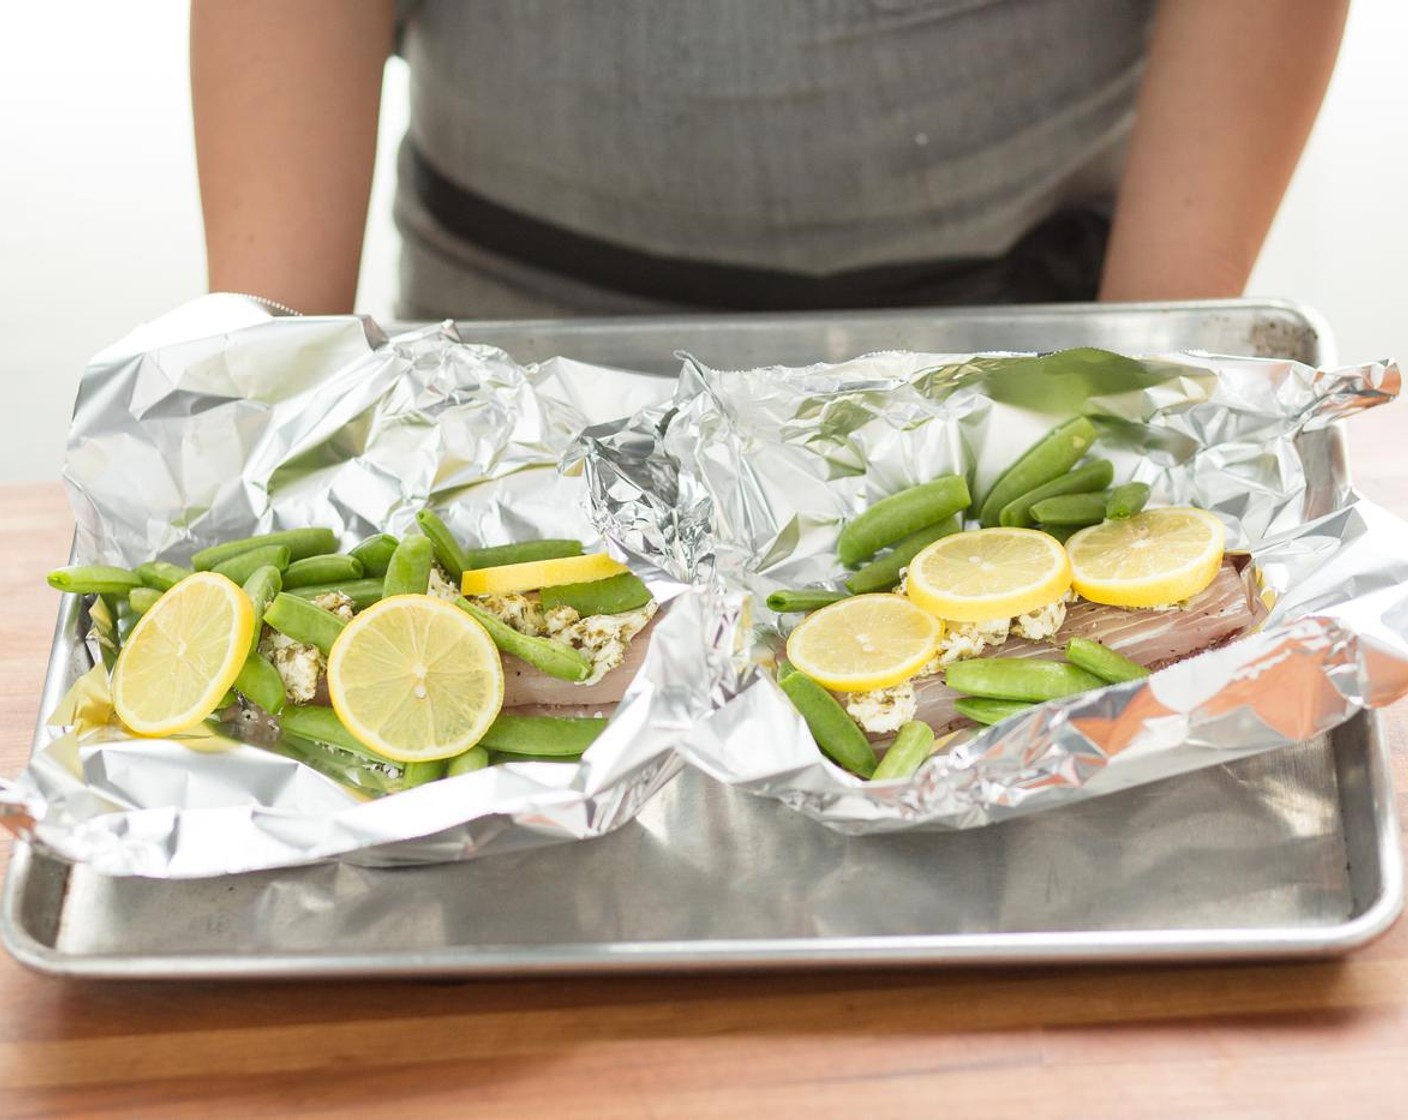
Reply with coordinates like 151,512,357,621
191,0,1348,319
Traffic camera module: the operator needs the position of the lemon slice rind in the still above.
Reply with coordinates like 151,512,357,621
905,527,1072,623
327,595,505,763
460,553,627,597
785,594,943,693
111,571,255,737
1066,508,1225,608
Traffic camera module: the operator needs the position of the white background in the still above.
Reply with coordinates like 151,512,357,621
1,1,1404,483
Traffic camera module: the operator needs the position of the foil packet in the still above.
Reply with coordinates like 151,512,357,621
0,296,724,877
577,347,1408,833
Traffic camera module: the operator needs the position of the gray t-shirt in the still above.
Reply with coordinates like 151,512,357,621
395,0,1154,318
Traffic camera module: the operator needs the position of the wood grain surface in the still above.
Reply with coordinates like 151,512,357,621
3,402,1408,1119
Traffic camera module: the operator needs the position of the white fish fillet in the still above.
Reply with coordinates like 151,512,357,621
897,558,1265,734
499,615,660,716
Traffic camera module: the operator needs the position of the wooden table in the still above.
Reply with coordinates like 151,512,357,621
4,404,1408,1118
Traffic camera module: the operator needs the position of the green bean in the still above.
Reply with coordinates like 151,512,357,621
953,697,1035,726
1030,493,1110,527
234,652,287,714
1064,637,1150,684
349,533,399,577
765,588,850,614
135,560,191,591
779,671,878,778
192,528,338,571
415,509,470,580
871,721,937,781
1106,481,1151,520
382,535,434,597
400,760,448,788
998,459,1115,528
1041,525,1078,544
944,658,1106,702
845,516,961,595
455,598,592,682
446,745,491,776
542,571,654,616
777,661,798,682
263,593,347,655
978,416,1099,526
283,554,364,588
463,539,583,569
477,713,608,757
837,475,970,568
128,587,162,616
212,544,290,584
241,564,283,644
289,579,384,610
278,704,379,759
47,565,143,595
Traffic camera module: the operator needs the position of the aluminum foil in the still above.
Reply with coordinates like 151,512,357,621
577,347,1408,833
1,295,727,877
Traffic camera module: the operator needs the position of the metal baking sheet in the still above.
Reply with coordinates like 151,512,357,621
4,299,1401,977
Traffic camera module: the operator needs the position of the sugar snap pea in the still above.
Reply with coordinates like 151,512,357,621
278,704,379,759
945,659,1106,702
489,751,578,765
283,554,363,588
135,560,191,591
212,544,290,584
446,745,491,776
542,571,653,616
455,598,592,682
998,459,1115,528
1029,493,1110,527
416,509,470,580
191,528,337,572
463,539,584,569
836,475,970,568
400,760,448,788
349,533,399,577
289,579,384,610
263,593,346,655
1106,481,1151,520
953,697,1035,726
127,587,162,616
978,416,1099,526
766,588,850,614
382,535,434,597
779,671,878,778
477,713,608,757
234,652,287,715
47,565,143,596
871,721,937,781
845,515,960,595
1064,637,1150,684
241,565,282,651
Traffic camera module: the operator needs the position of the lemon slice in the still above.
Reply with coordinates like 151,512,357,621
460,553,627,597
906,527,1071,622
1066,507,1224,607
112,572,255,736
785,594,943,692
326,595,504,762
